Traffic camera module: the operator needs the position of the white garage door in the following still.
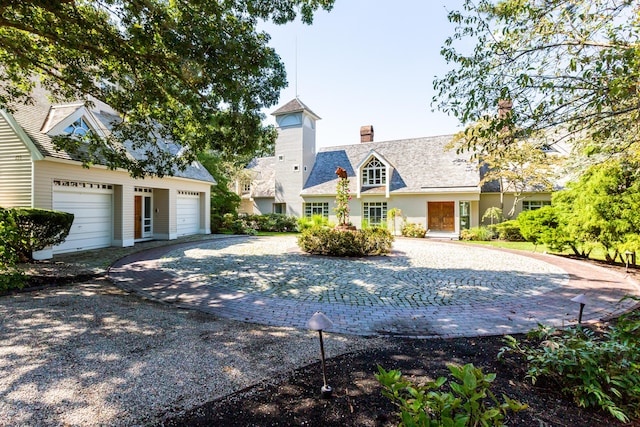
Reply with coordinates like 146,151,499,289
177,192,200,236
53,182,113,254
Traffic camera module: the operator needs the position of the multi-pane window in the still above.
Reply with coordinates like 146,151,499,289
242,181,251,194
361,158,386,186
522,200,551,211
64,117,91,136
459,201,470,230
304,202,329,218
273,203,286,214
363,202,387,226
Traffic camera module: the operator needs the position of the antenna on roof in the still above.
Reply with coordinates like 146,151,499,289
295,36,299,98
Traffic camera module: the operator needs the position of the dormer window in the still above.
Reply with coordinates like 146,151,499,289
362,157,386,186
63,117,91,136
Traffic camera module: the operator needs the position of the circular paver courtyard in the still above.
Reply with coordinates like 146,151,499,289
109,235,640,337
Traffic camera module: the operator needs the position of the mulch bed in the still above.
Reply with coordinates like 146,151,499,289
158,333,634,427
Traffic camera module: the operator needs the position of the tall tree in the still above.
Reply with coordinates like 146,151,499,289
434,0,640,158
553,159,640,260
0,0,334,177
451,118,561,218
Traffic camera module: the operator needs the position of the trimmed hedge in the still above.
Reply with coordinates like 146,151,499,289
241,213,298,232
0,208,24,291
298,226,393,257
222,213,298,234
12,208,74,261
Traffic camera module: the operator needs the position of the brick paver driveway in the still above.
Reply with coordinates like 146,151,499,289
109,235,640,337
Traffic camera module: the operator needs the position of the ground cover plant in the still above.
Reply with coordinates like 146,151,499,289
499,306,640,423
376,363,527,426
162,333,633,427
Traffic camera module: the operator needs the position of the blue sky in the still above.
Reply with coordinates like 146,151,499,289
260,0,467,149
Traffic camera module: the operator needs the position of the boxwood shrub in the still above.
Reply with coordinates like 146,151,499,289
0,208,24,291
11,208,74,261
297,226,393,257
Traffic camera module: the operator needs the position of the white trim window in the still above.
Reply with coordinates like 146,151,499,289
522,200,551,211
361,157,386,186
363,202,387,226
304,202,329,218
273,203,286,214
64,117,92,136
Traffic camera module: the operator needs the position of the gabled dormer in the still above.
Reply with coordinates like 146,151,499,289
43,104,106,139
355,150,393,198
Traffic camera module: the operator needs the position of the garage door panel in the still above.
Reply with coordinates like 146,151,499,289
53,188,113,254
177,194,199,236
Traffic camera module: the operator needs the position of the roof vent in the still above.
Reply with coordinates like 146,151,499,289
360,125,374,143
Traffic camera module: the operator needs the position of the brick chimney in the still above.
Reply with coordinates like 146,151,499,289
360,125,374,143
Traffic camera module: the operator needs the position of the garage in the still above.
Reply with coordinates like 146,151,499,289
52,181,113,254
177,191,200,236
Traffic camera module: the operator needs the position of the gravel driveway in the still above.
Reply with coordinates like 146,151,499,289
0,278,381,426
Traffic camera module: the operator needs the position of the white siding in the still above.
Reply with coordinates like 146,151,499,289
32,159,211,251
0,115,32,207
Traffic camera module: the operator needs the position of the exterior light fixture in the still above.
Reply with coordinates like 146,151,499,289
571,294,590,324
624,251,635,273
307,311,334,398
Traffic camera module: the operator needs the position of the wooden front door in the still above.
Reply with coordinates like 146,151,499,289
134,195,142,239
427,202,455,232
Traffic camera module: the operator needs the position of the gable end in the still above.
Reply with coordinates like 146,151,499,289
0,110,40,207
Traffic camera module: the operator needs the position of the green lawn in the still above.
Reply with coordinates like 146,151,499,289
460,240,613,263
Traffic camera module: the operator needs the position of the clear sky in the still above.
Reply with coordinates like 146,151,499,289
260,0,467,149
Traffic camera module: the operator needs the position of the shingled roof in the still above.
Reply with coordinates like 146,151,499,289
271,97,321,120
7,83,215,183
301,135,480,195
245,156,276,198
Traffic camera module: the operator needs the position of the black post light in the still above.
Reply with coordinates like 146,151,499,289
625,251,634,273
307,311,334,398
571,294,590,324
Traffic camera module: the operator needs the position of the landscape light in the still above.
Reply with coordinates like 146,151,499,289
307,311,334,398
570,294,590,324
